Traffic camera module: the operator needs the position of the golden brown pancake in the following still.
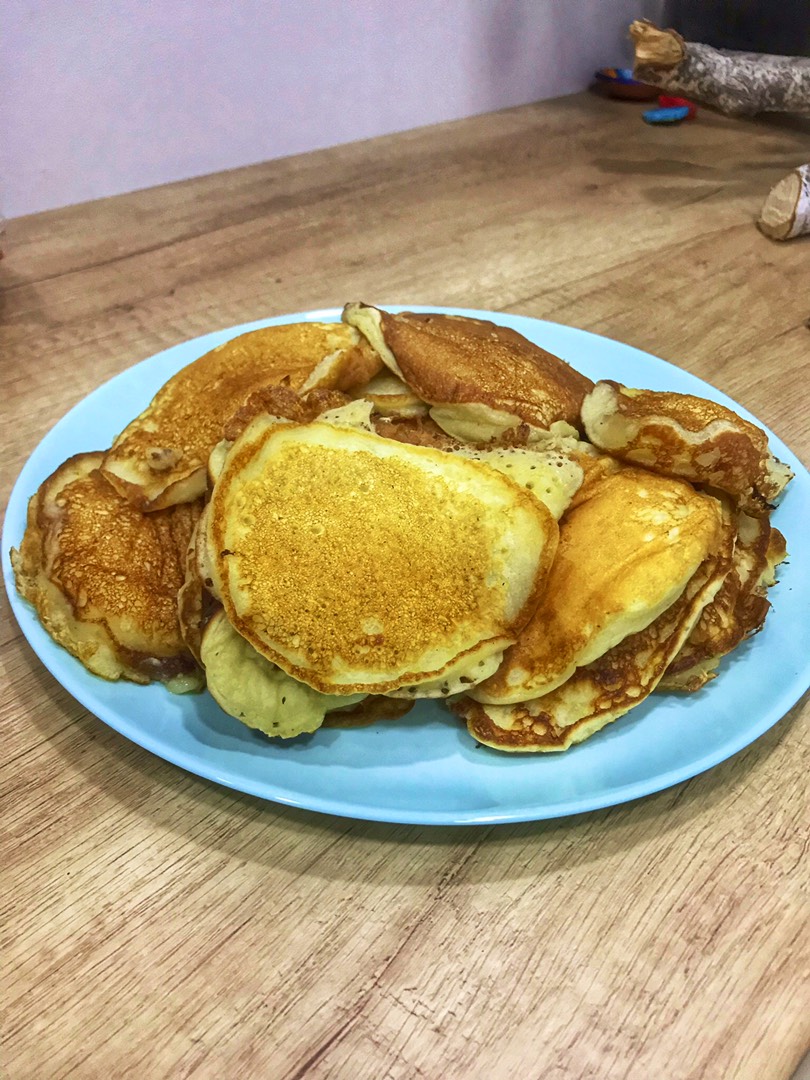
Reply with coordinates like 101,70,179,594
205,402,559,695
222,385,352,443
371,414,461,451
565,447,623,509
581,380,793,516
454,539,732,751
12,453,203,689
101,322,381,512
471,465,728,705
187,522,417,736
343,303,593,440
376,414,585,520
183,511,419,724
176,514,223,665
177,517,205,664
660,517,788,691
322,696,414,728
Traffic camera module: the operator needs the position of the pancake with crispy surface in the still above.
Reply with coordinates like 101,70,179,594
177,512,223,665
454,535,733,751
660,516,788,691
206,402,559,695
581,380,793,516
222,385,352,443
471,466,728,705
12,453,202,689
223,387,584,521
101,322,381,512
183,503,415,735
342,302,593,441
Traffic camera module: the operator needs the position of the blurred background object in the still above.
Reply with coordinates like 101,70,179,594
662,0,810,55
631,19,810,116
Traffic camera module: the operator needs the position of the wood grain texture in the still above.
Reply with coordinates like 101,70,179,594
1,92,808,1080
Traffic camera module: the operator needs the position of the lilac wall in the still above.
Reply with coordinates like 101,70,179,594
2,0,662,218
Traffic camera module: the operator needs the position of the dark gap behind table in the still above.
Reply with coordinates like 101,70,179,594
662,0,810,56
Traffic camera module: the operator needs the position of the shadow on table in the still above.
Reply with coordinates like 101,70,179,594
23,651,806,888
591,110,810,207
592,153,806,206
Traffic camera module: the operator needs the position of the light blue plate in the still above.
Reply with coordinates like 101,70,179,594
4,308,809,825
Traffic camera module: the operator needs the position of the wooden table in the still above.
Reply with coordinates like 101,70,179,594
2,92,808,1080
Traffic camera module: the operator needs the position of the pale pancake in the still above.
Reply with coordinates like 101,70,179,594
471,466,728,705
12,452,203,689
355,370,429,418
201,610,413,735
581,380,793,516
450,443,583,521
343,303,593,440
384,650,504,699
200,610,365,739
206,405,559,694
455,544,731,751
102,322,380,511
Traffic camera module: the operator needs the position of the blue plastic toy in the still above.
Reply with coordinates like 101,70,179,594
642,105,691,124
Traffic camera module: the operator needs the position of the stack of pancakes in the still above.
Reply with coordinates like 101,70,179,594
12,304,792,751
12,322,381,694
